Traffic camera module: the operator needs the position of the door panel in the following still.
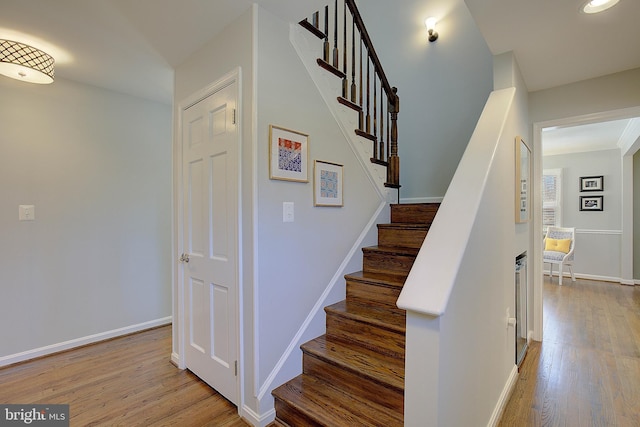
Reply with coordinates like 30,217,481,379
181,81,238,405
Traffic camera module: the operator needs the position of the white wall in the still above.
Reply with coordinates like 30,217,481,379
544,149,623,280
359,0,494,200
0,76,172,362
635,151,640,280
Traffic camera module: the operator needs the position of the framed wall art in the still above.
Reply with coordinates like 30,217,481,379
314,160,343,207
580,195,603,211
269,125,309,182
515,136,531,223
580,175,603,192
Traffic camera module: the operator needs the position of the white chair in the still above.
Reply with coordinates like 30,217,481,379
543,226,576,285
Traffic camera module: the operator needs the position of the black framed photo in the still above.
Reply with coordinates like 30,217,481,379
580,175,603,192
580,195,603,211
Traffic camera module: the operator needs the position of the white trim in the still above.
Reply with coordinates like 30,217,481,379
575,229,622,235
256,200,388,400
0,317,172,368
488,365,519,427
252,2,261,400
241,405,275,427
400,196,444,204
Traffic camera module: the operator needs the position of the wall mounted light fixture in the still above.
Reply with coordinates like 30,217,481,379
0,39,55,84
425,17,438,42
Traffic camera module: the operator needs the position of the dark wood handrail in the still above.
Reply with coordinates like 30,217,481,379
345,0,395,104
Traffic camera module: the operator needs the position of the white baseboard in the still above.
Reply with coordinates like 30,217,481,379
240,405,274,427
0,316,172,368
488,365,518,427
400,196,444,204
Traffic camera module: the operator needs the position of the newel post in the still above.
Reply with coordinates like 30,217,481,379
388,87,400,187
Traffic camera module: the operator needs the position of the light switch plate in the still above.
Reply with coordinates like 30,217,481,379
19,205,35,221
283,202,294,222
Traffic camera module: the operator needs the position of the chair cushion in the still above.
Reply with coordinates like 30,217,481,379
543,250,567,262
545,238,571,253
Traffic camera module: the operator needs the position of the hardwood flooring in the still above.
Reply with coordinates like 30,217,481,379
499,277,640,427
0,326,249,426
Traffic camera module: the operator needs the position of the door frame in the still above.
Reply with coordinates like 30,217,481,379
173,68,243,402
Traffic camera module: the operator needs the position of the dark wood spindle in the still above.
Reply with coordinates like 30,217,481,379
313,11,319,29
359,40,363,130
365,56,370,134
380,93,385,160
342,1,348,98
373,74,377,138
351,20,357,102
333,0,339,68
324,6,330,62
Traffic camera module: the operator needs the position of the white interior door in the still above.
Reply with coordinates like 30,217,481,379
181,80,239,404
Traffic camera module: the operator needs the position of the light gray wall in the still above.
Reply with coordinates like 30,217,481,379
544,149,623,280
0,77,172,359
358,0,494,200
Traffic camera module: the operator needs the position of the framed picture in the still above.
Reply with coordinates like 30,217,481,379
580,175,604,192
515,136,531,223
269,125,309,182
314,160,343,207
580,195,603,211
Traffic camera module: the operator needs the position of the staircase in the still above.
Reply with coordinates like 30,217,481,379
271,203,439,426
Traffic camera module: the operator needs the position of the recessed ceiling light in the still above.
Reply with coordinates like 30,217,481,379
582,0,620,14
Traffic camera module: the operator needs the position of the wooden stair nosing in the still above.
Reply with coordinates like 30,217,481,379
362,245,420,257
316,58,346,79
301,335,404,391
325,300,406,333
272,374,403,427
337,96,362,112
299,19,326,39
344,270,407,289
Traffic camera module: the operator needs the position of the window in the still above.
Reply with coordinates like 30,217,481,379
542,169,562,229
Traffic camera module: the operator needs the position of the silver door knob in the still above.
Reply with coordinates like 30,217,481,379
179,253,190,263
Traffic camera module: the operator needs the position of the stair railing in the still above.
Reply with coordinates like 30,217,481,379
299,0,400,189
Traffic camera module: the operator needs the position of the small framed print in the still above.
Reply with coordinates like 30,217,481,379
269,125,309,182
580,195,603,211
314,160,343,207
580,175,603,192
515,136,531,223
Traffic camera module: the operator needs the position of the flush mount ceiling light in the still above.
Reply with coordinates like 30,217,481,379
582,0,620,14
0,39,55,84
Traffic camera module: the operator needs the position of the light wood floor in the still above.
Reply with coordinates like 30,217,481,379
499,277,640,427
0,326,249,426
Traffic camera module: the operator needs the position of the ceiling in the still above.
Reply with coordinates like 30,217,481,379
2,0,639,153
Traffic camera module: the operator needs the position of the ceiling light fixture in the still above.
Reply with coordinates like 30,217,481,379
582,0,620,14
0,39,55,84
425,17,438,42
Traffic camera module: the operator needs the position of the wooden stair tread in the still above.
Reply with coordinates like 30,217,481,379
362,245,420,256
272,374,403,427
325,300,405,332
302,335,404,391
378,222,432,230
345,270,407,289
